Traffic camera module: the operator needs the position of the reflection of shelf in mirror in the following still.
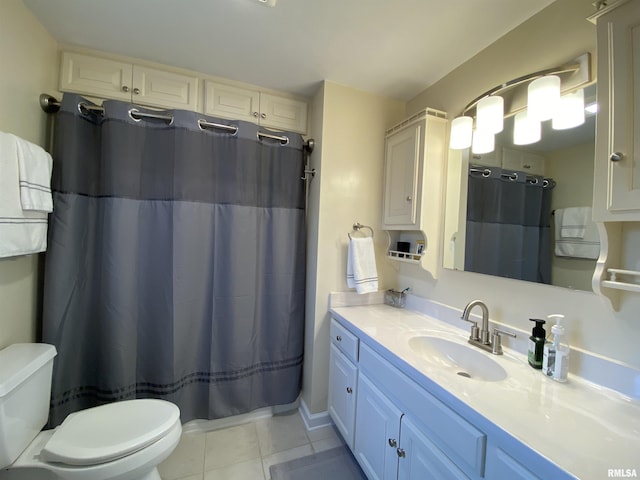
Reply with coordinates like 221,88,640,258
388,250,423,263
601,268,640,293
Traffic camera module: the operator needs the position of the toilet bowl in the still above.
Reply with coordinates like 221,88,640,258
0,344,182,480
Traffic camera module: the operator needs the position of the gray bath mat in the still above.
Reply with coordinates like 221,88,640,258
269,446,367,480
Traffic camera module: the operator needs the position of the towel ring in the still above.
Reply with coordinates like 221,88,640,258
348,222,374,239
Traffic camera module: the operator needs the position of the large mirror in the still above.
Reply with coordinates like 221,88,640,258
443,84,597,291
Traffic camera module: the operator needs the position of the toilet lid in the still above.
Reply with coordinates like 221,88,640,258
41,399,180,466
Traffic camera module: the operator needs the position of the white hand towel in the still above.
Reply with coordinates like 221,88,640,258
347,237,378,294
554,208,600,260
560,206,591,238
14,134,53,212
0,132,49,258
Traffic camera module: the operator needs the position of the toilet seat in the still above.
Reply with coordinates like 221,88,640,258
41,399,180,466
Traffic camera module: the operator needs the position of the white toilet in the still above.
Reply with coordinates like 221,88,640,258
0,343,182,480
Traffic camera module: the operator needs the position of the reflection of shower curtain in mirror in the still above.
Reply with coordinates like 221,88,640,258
42,93,306,427
464,167,553,283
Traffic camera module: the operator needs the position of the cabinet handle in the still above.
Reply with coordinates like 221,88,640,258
610,152,624,162
388,438,397,448
133,87,141,95
261,113,267,119
396,447,406,458
122,85,130,93
406,195,412,202
253,112,260,118
336,335,342,342
346,387,353,394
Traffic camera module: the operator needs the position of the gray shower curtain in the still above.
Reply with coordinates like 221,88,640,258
464,166,553,283
42,94,306,426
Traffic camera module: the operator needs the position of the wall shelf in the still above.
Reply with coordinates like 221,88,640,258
601,269,640,293
387,250,423,264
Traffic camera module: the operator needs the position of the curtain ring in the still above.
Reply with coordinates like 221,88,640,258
482,169,491,177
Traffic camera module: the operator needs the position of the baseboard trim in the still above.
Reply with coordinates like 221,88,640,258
299,398,333,430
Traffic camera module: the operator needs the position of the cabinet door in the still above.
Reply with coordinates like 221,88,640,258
382,121,423,228
132,66,198,111
204,81,260,122
397,416,470,480
594,1,640,219
60,52,132,101
328,344,358,449
354,374,402,480
259,93,308,133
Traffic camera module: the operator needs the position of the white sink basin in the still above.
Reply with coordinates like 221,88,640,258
408,336,507,382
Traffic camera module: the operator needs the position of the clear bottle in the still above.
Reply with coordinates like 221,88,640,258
542,314,569,382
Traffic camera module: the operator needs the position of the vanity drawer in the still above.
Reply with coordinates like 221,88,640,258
330,318,359,363
360,342,486,478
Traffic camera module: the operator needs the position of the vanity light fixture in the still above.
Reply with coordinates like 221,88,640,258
527,75,561,121
450,116,474,149
513,110,541,145
448,53,590,153
552,89,585,130
476,95,504,134
471,128,495,154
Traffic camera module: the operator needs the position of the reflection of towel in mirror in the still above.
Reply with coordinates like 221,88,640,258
554,208,599,259
347,237,378,294
560,206,591,238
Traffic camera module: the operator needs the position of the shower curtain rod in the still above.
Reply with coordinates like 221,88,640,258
469,166,554,188
39,93,315,152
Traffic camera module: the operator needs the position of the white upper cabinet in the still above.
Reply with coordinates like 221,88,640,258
60,52,199,111
592,0,640,221
204,81,308,133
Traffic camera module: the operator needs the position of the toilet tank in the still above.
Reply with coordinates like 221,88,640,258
0,343,57,469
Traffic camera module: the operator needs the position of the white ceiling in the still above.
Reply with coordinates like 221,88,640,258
22,0,556,101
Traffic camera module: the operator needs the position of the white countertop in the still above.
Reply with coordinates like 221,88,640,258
329,301,640,480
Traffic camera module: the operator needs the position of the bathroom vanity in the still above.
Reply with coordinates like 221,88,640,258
328,297,640,480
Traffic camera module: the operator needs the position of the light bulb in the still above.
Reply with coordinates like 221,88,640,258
528,75,560,121
513,110,541,145
476,96,504,134
449,116,473,150
552,89,585,130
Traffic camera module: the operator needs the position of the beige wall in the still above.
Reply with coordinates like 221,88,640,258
303,81,405,413
403,0,640,369
0,0,58,349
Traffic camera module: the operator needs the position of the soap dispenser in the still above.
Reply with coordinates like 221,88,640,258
542,314,570,382
527,319,546,369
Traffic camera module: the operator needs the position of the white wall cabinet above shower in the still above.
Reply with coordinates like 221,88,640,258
381,108,447,277
204,81,308,134
60,52,199,111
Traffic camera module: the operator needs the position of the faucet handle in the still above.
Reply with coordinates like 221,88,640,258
461,317,480,341
491,328,516,355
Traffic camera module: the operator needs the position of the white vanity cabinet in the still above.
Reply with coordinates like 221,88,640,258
328,320,359,449
60,52,199,111
328,315,576,480
204,81,308,133
353,373,402,480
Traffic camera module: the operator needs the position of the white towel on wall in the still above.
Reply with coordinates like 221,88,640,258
15,135,53,212
559,206,591,238
347,236,379,294
0,132,51,258
554,208,600,260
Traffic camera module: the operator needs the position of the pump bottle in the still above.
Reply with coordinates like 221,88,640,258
542,314,570,382
527,319,547,369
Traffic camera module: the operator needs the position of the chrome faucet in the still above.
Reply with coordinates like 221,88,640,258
461,300,516,355
461,300,490,344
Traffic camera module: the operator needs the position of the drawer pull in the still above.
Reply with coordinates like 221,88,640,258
396,447,406,458
336,335,342,342
346,387,353,394
388,438,397,448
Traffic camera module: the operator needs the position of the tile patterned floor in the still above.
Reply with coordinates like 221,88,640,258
158,410,344,480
